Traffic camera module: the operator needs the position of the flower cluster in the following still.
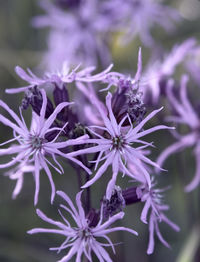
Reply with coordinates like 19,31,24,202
104,0,180,47
32,0,180,68
28,190,138,262
157,75,200,192
32,0,116,68
3,0,200,261
0,48,182,259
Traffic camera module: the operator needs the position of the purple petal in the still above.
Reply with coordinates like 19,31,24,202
57,191,79,219
126,107,164,139
92,240,112,262
185,145,200,192
39,154,55,204
27,228,66,235
35,209,67,230
40,101,73,136
134,47,142,82
58,239,81,262
82,151,115,189
157,134,195,172
141,197,152,224
147,214,155,255
106,92,120,136
75,191,87,227
94,212,124,232
34,154,41,206
96,226,138,237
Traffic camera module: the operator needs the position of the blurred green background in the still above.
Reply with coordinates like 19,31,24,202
0,0,200,261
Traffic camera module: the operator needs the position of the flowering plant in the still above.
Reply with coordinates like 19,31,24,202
1,0,200,261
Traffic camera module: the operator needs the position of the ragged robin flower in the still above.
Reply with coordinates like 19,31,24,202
136,178,180,254
157,75,200,192
68,91,174,199
0,89,90,205
28,190,138,262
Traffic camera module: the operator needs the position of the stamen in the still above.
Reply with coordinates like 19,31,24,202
112,135,125,150
29,135,44,150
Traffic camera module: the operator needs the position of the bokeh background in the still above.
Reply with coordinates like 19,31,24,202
0,0,200,261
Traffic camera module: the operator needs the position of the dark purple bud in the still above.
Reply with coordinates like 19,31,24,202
122,186,141,205
53,85,69,121
54,0,81,9
21,95,31,110
86,208,100,228
111,80,131,123
126,91,146,125
53,85,69,105
21,86,54,118
68,122,87,139
159,77,168,97
102,186,125,219
112,79,146,125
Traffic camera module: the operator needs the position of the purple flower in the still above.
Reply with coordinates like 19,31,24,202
32,0,115,68
157,76,200,191
28,190,138,262
0,89,90,205
78,48,144,127
140,38,196,104
105,0,180,46
68,91,173,199
4,161,35,199
137,179,180,254
6,62,115,94
185,45,200,86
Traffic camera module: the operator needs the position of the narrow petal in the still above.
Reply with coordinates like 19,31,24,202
75,191,87,227
0,114,24,136
40,102,73,136
131,125,174,141
106,153,119,199
161,214,180,232
155,222,170,249
34,154,41,206
93,212,124,233
39,89,48,127
0,100,28,132
134,47,142,82
92,241,113,262
6,85,33,94
67,145,109,157
27,228,66,235
39,155,56,204
180,75,198,120
35,209,68,230
46,147,92,174
96,226,138,237
11,171,24,199
91,242,104,262
141,198,152,224
147,213,155,255
0,145,23,156
185,145,200,192
106,92,120,136
52,135,90,148
75,245,84,262
58,239,81,262
57,191,79,219
0,150,26,169
126,107,163,139
157,135,195,171
82,151,115,189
